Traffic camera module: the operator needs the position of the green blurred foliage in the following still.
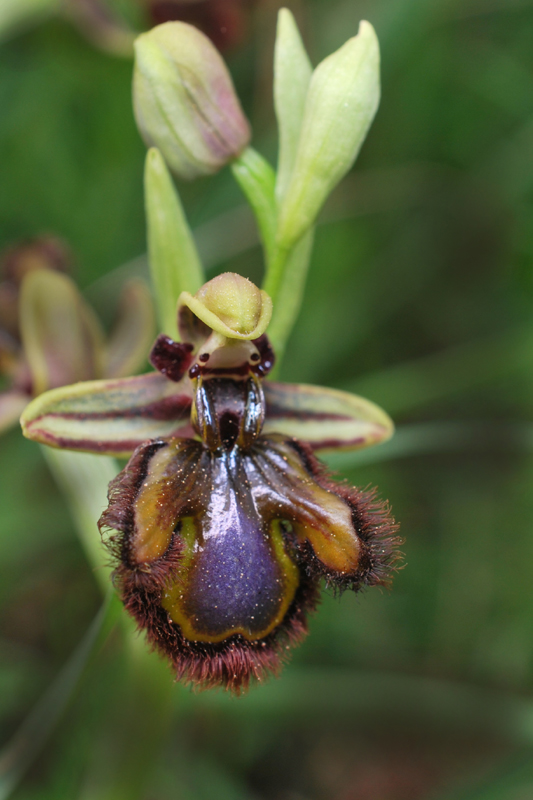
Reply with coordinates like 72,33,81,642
2,0,533,798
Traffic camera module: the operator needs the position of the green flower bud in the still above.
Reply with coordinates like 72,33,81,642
133,22,251,180
277,21,380,249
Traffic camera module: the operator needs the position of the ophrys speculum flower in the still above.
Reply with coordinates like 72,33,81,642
22,273,400,691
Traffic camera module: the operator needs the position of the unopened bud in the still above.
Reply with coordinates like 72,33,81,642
277,21,380,249
133,22,251,180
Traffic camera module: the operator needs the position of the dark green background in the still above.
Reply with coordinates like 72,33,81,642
2,0,533,797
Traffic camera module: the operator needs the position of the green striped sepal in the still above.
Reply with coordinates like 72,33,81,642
263,382,393,452
20,373,194,457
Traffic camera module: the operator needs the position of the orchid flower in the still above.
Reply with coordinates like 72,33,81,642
21,272,400,691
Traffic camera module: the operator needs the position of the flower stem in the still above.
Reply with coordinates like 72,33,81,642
265,229,314,362
231,147,277,263
231,148,318,364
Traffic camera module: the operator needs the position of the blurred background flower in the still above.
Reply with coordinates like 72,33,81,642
0,237,73,432
0,236,155,435
2,1,533,799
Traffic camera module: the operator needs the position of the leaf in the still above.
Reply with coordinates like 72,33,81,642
231,147,278,264
21,372,194,456
145,148,204,339
263,381,393,451
277,21,380,249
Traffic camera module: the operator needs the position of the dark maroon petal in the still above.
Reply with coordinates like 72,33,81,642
149,335,194,382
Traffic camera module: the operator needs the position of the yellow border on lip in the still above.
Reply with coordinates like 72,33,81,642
177,289,273,340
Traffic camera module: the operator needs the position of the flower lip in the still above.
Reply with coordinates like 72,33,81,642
159,446,300,643
100,424,400,691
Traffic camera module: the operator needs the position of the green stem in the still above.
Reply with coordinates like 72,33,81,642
266,228,314,362
231,147,277,264
231,147,316,365
262,242,290,304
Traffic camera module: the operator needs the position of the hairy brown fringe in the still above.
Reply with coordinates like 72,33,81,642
287,439,403,592
116,571,320,693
